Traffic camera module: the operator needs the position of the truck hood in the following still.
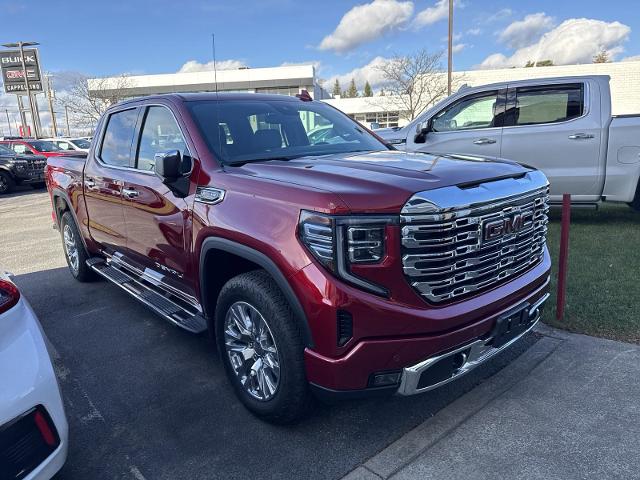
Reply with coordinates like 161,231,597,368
231,150,531,213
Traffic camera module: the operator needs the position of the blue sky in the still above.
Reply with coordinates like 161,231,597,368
1,0,639,86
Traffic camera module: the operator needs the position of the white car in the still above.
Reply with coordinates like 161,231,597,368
0,270,68,479
43,137,91,152
378,75,640,209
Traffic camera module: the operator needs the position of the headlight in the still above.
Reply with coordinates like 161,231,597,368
299,210,394,296
11,159,28,170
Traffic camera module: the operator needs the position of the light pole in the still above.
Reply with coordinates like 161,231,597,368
447,0,453,96
45,74,58,137
2,41,41,138
4,109,12,136
64,105,71,137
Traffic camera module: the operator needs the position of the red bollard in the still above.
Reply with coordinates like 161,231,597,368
556,194,571,321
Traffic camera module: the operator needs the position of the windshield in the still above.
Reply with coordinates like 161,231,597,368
28,140,61,152
70,138,91,149
0,145,14,155
187,98,387,165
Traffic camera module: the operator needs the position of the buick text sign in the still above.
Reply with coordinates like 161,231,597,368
0,49,43,93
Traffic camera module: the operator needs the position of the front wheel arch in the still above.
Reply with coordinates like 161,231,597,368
199,238,314,348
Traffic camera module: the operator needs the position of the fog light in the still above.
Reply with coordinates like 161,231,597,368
370,371,401,387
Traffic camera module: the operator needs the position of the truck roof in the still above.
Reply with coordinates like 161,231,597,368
116,92,305,107
457,74,610,93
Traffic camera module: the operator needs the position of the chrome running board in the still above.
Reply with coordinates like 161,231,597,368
87,257,207,334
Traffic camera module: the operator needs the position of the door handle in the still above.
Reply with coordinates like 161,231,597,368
122,187,139,198
568,133,594,140
473,138,497,145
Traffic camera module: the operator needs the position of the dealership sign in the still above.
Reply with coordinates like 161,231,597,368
0,48,43,93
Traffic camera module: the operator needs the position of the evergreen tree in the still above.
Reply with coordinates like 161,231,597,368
363,81,373,97
347,78,359,98
525,59,554,67
332,79,341,96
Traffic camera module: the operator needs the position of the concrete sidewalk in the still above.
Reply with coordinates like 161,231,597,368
344,325,640,480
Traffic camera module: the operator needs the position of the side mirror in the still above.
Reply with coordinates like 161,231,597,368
154,150,190,183
413,120,431,144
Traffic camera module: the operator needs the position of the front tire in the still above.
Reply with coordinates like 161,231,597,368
60,212,96,282
0,171,15,195
215,270,313,424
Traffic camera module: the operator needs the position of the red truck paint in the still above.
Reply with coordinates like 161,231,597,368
46,93,550,415
0,140,84,159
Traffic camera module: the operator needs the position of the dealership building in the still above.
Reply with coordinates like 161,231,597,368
90,59,640,129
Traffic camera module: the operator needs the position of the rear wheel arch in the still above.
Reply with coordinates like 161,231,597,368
52,191,70,225
199,237,314,348
52,189,91,251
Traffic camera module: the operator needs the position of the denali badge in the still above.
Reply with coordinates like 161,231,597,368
482,211,534,242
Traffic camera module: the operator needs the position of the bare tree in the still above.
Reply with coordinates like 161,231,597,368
593,49,611,63
374,49,449,121
56,73,132,130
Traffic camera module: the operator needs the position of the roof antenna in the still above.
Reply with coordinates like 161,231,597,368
212,33,223,167
211,33,219,97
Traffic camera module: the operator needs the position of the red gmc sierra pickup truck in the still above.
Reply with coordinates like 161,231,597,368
46,92,550,423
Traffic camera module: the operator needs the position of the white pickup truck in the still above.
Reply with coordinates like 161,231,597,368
377,75,640,210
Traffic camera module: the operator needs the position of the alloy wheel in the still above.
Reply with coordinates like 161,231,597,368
63,224,79,273
0,175,8,193
224,301,281,401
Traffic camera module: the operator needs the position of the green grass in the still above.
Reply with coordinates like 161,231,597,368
544,204,640,344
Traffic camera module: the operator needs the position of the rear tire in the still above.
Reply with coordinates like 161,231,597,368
215,270,313,424
0,171,15,195
60,212,96,282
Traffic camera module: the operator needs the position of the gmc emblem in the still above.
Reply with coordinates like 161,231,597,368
483,211,534,242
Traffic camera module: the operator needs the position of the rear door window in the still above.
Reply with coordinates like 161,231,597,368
99,108,139,167
509,84,584,126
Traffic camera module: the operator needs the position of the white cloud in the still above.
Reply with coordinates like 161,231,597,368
319,0,414,53
479,18,631,69
414,0,448,27
498,13,555,49
486,8,512,23
324,56,392,93
280,60,322,71
622,55,640,62
466,27,481,36
452,43,467,53
177,59,247,73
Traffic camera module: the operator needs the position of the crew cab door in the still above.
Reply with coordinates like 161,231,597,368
405,89,505,158
119,104,198,299
84,107,139,252
500,82,602,201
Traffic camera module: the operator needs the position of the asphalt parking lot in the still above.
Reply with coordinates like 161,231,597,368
0,188,536,480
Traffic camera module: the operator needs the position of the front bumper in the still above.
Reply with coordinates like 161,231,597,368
15,170,46,184
397,293,548,396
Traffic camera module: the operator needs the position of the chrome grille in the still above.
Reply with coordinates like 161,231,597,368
401,171,549,304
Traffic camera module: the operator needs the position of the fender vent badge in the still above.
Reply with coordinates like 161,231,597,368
196,187,225,205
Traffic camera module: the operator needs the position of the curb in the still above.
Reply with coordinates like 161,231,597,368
342,333,565,480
